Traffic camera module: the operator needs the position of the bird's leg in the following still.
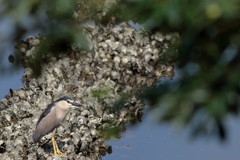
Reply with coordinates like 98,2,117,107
51,129,65,156
51,136,57,155
52,136,64,156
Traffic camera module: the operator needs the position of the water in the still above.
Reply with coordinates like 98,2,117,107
103,66,240,160
104,109,240,160
0,17,24,99
0,53,24,98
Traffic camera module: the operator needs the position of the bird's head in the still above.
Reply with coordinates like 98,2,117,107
55,96,81,110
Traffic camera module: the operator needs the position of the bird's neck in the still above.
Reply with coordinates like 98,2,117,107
56,105,70,121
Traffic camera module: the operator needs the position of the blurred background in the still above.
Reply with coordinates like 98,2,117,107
1,0,240,159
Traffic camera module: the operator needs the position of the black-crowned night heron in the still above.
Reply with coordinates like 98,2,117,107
33,96,81,156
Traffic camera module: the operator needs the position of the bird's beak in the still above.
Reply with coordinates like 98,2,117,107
71,101,81,107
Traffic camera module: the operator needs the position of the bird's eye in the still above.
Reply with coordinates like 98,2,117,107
66,100,71,103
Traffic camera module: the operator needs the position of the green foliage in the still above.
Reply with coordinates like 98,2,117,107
109,0,240,140
29,25,88,76
113,93,129,111
91,84,112,100
101,123,122,140
0,0,93,75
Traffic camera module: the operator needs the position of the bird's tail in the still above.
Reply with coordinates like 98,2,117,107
32,129,42,143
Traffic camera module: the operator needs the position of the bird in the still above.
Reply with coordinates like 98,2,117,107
32,96,81,156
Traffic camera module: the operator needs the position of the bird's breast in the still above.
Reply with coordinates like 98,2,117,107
56,108,69,121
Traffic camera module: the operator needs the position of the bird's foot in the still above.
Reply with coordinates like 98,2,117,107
55,147,65,156
50,146,66,157
50,151,65,157
51,137,66,157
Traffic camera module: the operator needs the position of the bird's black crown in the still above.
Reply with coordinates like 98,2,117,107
56,96,73,102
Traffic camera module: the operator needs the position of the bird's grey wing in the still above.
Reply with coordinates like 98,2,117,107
33,107,60,143
36,102,55,125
